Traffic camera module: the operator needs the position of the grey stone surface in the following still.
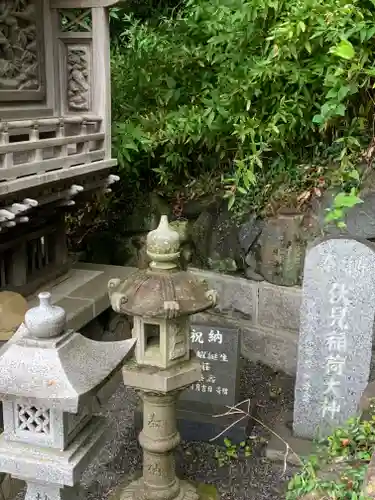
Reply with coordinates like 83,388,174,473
294,237,375,439
345,192,375,239
241,325,298,376
0,293,136,500
258,283,301,332
238,214,263,254
190,269,256,321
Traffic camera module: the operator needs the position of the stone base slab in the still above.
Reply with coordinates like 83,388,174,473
122,357,201,393
120,478,210,500
0,417,106,486
265,409,313,466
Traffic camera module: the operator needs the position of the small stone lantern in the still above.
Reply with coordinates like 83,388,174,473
0,292,136,500
108,215,217,500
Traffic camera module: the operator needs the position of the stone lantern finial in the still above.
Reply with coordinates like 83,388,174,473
146,215,180,270
24,292,66,339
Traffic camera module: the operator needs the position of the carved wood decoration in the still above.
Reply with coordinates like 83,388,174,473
0,0,45,102
58,9,92,113
67,46,90,111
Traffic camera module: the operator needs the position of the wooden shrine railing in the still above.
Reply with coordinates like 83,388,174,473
0,116,115,196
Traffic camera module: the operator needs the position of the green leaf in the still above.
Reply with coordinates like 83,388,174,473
331,39,355,60
333,192,363,208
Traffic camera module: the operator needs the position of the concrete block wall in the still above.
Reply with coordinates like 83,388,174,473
190,268,302,376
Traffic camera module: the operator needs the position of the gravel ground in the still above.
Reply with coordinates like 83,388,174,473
78,358,297,500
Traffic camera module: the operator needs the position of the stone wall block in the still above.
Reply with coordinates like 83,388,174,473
258,282,302,332
241,324,298,376
190,268,257,322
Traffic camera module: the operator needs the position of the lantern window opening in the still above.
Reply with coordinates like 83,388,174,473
144,323,161,356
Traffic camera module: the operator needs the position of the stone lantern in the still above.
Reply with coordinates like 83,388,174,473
0,291,136,500
108,215,217,500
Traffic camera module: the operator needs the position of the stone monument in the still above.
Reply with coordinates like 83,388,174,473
108,215,218,500
294,237,375,439
0,291,136,500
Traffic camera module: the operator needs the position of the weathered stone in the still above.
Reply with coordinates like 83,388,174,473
0,292,136,500
294,237,375,439
238,214,263,253
109,216,216,500
191,211,214,267
257,212,305,286
258,283,301,332
208,257,237,272
359,380,375,414
106,311,132,340
241,324,298,376
169,219,190,243
190,268,256,321
244,267,264,281
207,204,243,271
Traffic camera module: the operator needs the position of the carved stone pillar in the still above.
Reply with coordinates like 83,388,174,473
123,389,198,500
139,391,181,500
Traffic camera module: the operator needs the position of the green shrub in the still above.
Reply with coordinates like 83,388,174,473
287,416,375,499
111,0,375,213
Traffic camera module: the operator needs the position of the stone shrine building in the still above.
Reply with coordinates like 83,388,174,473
0,0,118,297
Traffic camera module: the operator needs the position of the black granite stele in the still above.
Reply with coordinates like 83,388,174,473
134,324,253,445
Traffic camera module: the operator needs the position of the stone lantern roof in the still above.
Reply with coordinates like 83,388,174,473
0,292,136,413
108,216,217,318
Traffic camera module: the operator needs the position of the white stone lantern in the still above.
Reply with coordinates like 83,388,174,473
0,292,135,500
108,215,218,500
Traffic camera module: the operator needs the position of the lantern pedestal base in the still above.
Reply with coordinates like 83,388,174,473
122,356,201,393
120,478,200,500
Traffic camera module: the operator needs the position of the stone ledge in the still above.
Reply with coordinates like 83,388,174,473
27,263,135,332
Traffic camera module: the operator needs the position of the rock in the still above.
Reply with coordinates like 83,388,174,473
238,214,263,253
207,203,244,272
150,192,172,219
180,194,221,219
169,219,190,243
257,212,305,286
310,185,375,240
359,380,375,416
106,311,132,341
191,211,214,267
208,257,237,273
244,267,264,281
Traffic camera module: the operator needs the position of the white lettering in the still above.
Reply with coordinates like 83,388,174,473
328,283,350,307
220,353,228,362
330,306,348,330
326,355,346,376
323,377,341,398
208,330,223,344
322,397,341,419
191,330,204,344
326,335,347,352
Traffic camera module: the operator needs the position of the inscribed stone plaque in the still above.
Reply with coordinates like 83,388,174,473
180,324,240,407
293,237,375,439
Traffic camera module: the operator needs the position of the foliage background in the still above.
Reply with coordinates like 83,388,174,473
69,0,375,251
110,0,375,214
